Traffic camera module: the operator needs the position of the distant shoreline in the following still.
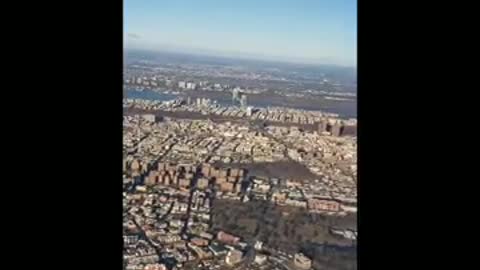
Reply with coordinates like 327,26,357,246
124,47,357,69
125,89,357,119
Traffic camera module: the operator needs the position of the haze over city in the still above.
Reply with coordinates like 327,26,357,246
124,1,357,270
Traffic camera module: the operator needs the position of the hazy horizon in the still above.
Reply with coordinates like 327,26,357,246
124,46,357,69
124,0,357,67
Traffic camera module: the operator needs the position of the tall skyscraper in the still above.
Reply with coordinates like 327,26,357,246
318,121,328,133
232,88,240,105
246,106,253,117
331,123,344,136
240,94,247,108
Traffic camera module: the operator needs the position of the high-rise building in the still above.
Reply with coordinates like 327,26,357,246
178,81,186,88
318,121,328,133
342,124,357,136
240,94,247,108
234,182,242,193
225,249,243,265
202,98,210,106
186,82,196,90
164,175,171,186
254,241,263,250
232,88,240,104
246,106,253,116
331,123,344,136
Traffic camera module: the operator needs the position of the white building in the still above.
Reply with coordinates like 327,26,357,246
254,241,263,250
240,94,247,107
246,106,253,116
142,114,157,123
294,253,312,270
254,254,267,265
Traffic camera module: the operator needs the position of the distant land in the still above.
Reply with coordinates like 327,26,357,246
124,48,357,88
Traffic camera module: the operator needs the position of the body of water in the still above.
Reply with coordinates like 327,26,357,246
125,89,356,119
125,89,178,101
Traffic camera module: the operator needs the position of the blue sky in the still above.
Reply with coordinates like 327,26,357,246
124,0,356,66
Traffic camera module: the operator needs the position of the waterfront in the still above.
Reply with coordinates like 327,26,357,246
125,89,356,119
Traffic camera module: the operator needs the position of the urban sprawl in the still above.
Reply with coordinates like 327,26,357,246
124,96,357,270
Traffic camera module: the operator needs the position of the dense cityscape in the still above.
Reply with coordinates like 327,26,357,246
123,50,357,270
124,50,357,118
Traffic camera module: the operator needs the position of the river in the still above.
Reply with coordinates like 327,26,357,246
125,89,356,119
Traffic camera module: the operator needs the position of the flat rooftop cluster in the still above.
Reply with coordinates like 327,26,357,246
123,98,349,126
123,108,356,269
123,164,250,270
123,116,290,169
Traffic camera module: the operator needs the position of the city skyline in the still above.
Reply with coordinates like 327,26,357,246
124,0,357,67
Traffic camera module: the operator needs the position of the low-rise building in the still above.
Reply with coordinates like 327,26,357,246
225,249,243,265
217,231,240,245
308,199,340,212
293,253,312,270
